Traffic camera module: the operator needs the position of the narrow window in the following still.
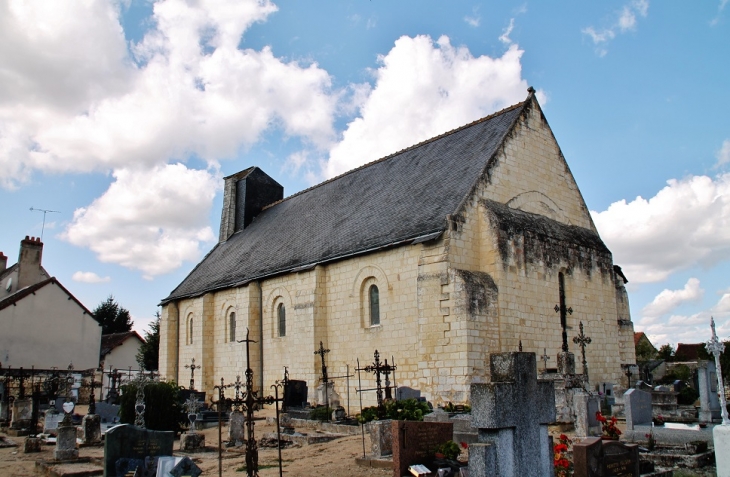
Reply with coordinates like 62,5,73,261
189,317,194,345
369,285,380,326
278,303,286,337
229,311,236,342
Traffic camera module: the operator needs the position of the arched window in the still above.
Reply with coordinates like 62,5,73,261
188,316,194,345
369,285,380,326
229,311,236,342
278,303,286,337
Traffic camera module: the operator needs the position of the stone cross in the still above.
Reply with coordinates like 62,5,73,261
185,358,200,390
573,321,592,382
705,316,730,425
540,348,550,373
314,341,332,413
469,352,556,476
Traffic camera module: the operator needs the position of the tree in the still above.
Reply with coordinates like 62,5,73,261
657,344,675,362
635,339,657,362
93,295,133,334
136,312,160,371
697,340,730,384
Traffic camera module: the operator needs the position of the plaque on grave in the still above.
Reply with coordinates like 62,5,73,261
624,389,652,430
284,380,307,409
573,437,639,477
393,420,454,477
44,409,63,434
104,424,174,477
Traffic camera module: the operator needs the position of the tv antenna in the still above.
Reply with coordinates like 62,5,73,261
29,207,60,241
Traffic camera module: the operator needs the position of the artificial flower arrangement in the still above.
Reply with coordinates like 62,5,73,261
595,411,622,439
553,433,573,477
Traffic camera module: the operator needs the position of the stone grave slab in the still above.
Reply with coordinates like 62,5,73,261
365,419,393,457
229,411,244,444
82,414,102,445
574,392,601,438
624,389,652,430
573,436,639,477
55,424,79,460
95,402,121,424
44,409,63,434
10,398,32,428
104,424,174,477
393,420,453,477
284,379,308,409
698,361,721,422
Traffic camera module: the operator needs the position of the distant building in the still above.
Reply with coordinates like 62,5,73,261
634,331,657,361
0,237,101,370
674,343,705,362
99,331,145,397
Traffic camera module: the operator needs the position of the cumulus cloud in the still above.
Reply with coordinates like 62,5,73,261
582,0,649,56
72,271,111,284
592,174,730,283
499,19,515,44
641,278,704,319
62,164,218,279
641,292,730,346
0,0,337,188
325,35,537,178
464,7,481,28
716,139,730,167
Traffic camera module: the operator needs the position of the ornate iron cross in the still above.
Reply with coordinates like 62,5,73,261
573,321,592,381
86,371,102,415
358,350,397,416
555,273,573,352
540,348,550,372
185,358,200,390
706,317,730,425
314,341,331,413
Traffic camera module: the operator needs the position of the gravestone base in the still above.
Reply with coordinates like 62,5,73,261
364,419,392,457
23,436,42,453
180,432,206,452
81,414,101,445
6,428,30,437
573,391,601,438
714,424,730,477
54,425,79,460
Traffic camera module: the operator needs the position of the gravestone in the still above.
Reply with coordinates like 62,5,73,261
179,432,205,452
573,436,640,477
24,436,41,453
392,420,454,477
43,408,63,435
624,389,652,430
365,419,393,457
82,414,102,445
10,398,32,429
599,383,615,406
169,456,202,477
55,423,79,460
284,379,308,409
314,381,341,407
228,410,245,445
104,424,174,477
95,402,121,424
698,360,721,422
156,456,184,476
573,391,601,438
468,352,556,477
396,386,422,401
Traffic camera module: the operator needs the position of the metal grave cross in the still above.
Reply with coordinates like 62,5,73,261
572,321,592,382
554,273,573,352
86,371,102,415
185,358,200,390
356,349,397,417
184,394,201,434
706,317,730,425
314,341,332,415
540,348,551,373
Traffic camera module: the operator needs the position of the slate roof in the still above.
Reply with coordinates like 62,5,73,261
163,97,532,303
100,331,145,358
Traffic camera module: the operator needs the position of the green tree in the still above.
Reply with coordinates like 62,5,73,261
94,295,133,334
635,339,657,362
697,340,730,383
136,312,160,371
119,380,182,432
657,344,675,362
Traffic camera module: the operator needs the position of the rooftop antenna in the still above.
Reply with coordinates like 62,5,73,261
29,207,60,241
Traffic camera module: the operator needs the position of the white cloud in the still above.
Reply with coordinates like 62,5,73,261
641,278,704,319
72,271,111,284
582,0,649,56
711,0,728,26
499,19,515,44
325,35,537,178
716,139,730,167
62,164,218,279
464,6,481,27
0,0,337,188
592,174,730,283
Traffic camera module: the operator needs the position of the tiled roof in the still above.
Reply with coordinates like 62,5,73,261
674,343,705,361
163,97,532,303
634,332,646,346
100,331,145,358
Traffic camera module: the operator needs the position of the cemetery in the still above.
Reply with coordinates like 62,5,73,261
1,319,730,477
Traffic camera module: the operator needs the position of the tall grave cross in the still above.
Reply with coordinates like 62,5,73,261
705,316,730,425
356,350,397,417
61,364,76,426
572,321,592,382
185,357,200,390
14,367,28,399
554,273,573,352
86,371,102,415
131,372,154,428
237,328,284,477
314,341,332,415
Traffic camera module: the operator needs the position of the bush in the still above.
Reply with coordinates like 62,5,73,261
119,380,183,433
356,399,432,423
309,406,332,421
678,386,699,405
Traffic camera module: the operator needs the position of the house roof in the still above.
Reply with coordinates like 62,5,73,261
634,332,646,346
674,343,705,361
0,277,96,318
163,92,604,304
100,331,145,358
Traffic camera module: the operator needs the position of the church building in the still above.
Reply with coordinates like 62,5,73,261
159,90,636,406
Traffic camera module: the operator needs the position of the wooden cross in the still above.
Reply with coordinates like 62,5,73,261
554,273,573,352
185,358,200,390
540,348,550,372
572,321,592,382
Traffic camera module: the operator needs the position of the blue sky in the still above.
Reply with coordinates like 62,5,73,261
1,0,728,350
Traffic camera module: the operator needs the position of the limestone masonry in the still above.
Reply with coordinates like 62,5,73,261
159,91,635,406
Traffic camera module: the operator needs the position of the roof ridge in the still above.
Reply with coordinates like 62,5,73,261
262,99,528,211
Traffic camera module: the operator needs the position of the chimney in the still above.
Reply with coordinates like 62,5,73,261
0,251,6,273
17,236,44,289
219,167,283,243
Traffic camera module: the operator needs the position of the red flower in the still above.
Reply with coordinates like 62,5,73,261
559,433,569,441
554,443,568,453
460,442,468,449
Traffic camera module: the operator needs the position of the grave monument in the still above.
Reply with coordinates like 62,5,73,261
707,317,730,477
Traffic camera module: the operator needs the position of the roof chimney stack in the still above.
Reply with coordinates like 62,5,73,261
0,251,6,273
219,167,283,243
17,236,44,289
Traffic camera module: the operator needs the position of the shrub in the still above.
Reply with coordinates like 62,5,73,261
309,406,332,421
356,399,432,423
119,380,183,433
677,387,699,405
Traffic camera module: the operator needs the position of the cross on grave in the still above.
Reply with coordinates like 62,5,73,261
573,321,592,382
14,367,28,399
107,367,122,403
706,316,730,425
86,372,102,415
132,373,153,428
276,367,290,412
469,352,556,477
184,394,201,434
237,328,284,477
356,350,397,417
185,358,200,390
621,363,634,389
554,273,573,352
540,348,550,373
314,341,331,412
61,365,76,426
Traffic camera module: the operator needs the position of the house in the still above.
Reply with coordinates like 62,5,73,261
0,236,102,370
99,331,145,398
634,331,658,361
159,90,636,405
674,343,706,362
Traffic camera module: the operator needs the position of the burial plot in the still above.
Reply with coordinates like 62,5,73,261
698,360,721,422
624,389,652,430
284,379,308,409
468,352,556,477
573,436,639,477
573,391,601,438
392,420,453,477
103,424,174,477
